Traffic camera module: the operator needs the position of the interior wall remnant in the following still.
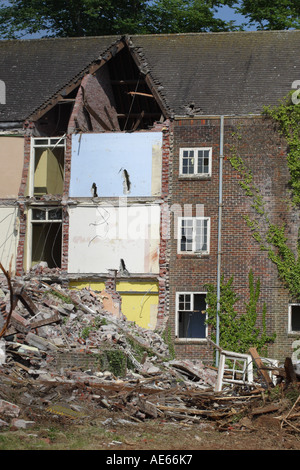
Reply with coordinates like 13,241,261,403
29,207,62,269
67,204,160,274
33,147,64,196
0,207,19,273
70,279,159,330
0,137,24,198
31,223,62,268
26,137,66,198
70,132,162,197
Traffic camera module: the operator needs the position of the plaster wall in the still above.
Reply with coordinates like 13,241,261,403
68,204,160,274
0,136,24,198
70,132,162,197
70,280,159,330
0,207,19,272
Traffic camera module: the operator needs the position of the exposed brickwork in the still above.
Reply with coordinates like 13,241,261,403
13,113,298,364
61,134,72,272
156,123,171,330
15,134,31,275
167,116,298,363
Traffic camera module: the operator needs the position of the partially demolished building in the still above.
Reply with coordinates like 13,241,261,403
0,30,300,363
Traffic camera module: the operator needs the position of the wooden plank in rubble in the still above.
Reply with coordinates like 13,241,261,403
249,347,274,388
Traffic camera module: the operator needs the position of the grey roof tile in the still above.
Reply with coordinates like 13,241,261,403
0,30,299,122
129,30,300,116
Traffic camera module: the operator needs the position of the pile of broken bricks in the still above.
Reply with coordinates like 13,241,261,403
0,268,300,433
0,273,223,429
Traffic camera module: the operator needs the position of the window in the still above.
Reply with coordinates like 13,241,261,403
288,304,300,334
30,207,62,268
178,217,210,254
30,137,65,197
179,147,212,177
176,292,207,339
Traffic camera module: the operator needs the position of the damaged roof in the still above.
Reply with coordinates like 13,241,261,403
0,30,299,123
0,35,120,123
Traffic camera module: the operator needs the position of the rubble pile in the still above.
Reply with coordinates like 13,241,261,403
0,275,222,428
0,278,170,359
0,271,299,435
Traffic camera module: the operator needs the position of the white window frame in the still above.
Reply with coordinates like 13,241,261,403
26,206,63,270
288,304,300,334
175,292,208,341
179,147,212,177
29,136,66,197
177,216,210,254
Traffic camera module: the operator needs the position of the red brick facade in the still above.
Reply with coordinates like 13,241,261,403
167,116,298,363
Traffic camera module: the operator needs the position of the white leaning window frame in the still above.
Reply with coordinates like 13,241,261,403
177,216,210,254
179,147,212,177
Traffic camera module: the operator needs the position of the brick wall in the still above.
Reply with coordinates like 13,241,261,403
168,116,298,363
54,349,127,376
157,123,171,330
15,134,31,275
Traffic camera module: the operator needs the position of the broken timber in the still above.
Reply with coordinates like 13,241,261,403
249,348,274,389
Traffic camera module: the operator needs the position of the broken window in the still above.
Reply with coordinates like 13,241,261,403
176,293,207,339
288,304,300,333
179,148,212,177
30,207,62,268
178,217,210,254
30,137,65,197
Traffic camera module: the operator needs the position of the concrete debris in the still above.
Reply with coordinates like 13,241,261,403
0,273,299,433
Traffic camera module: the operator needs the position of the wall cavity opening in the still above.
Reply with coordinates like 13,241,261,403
31,137,65,197
30,207,62,269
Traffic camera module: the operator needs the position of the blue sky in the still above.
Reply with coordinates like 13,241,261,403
216,4,251,29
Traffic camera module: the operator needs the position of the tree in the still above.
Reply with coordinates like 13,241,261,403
0,0,237,39
236,0,300,30
142,0,238,34
0,0,299,39
0,0,149,38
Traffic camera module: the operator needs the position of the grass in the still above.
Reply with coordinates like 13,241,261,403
0,422,127,450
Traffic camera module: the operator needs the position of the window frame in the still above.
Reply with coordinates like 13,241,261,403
175,291,208,341
177,216,210,255
179,147,212,178
26,206,63,270
29,136,66,197
288,303,300,334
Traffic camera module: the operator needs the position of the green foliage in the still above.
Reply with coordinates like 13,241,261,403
236,0,300,30
229,98,300,300
264,94,300,206
205,270,276,355
80,315,107,340
104,349,127,376
0,0,149,38
143,0,238,34
162,326,175,359
0,0,298,39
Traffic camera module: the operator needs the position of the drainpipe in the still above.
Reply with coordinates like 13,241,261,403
216,115,224,367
